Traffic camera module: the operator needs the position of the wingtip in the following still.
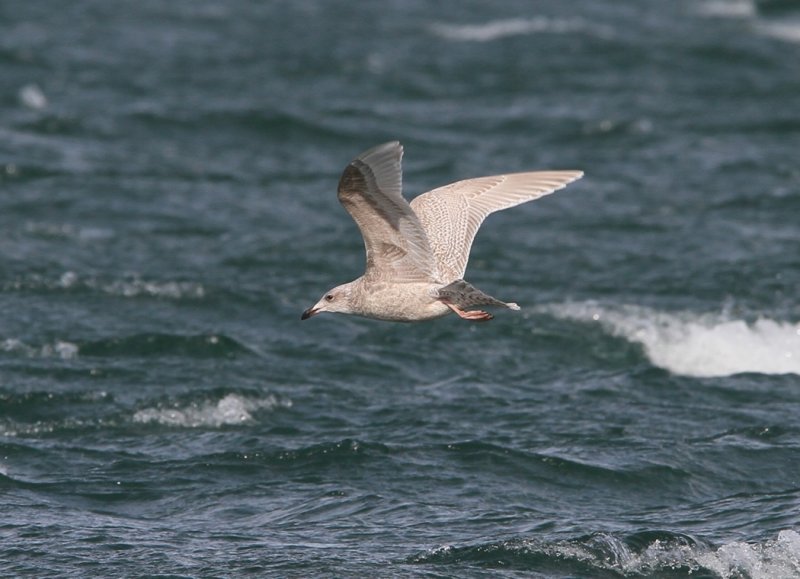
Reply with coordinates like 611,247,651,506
553,170,584,187
355,141,403,164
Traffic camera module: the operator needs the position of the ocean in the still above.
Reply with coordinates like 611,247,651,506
2,0,799,577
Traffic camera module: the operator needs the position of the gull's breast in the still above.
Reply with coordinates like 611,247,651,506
354,281,451,322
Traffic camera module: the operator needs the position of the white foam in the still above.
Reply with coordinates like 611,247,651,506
61,271,205,299
100,276,206,299
5,271,205,299
696,0,756,18
430,17,612,42
2,338,79,360
695,530,800,578
698,0,800,43
132,393,291,428
18,84,48,110
52,341,79,360
757,20,800,43
603,530,800,577
418,530,800,577
541,302,800,377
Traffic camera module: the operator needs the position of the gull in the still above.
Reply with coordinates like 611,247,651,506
302,142,582,322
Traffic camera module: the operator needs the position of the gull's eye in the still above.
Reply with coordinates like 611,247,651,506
325,294,334,301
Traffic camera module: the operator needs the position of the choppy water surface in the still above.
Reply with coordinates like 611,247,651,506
2,0,799,576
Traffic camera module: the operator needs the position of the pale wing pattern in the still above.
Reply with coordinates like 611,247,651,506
337,141,437,282
410,171,583,281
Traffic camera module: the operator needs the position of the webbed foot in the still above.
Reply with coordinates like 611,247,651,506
441,300,494,322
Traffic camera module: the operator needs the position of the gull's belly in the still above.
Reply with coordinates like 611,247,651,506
357,282,450,322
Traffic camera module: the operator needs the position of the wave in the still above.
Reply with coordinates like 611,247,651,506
18,84,48,110
127,106,349,143
1,333,251,360
439,441,687,489
409,529,800,578
0,389,113,437
80,333,250,358
1,338,79,360
429,17,613,43
697,0,800,42
754,0,800,15
3,271,206,300
756,20,800,42
541,302,800,378
0,389,289,436
182,440,394,480
696,0,757,18
132,393,291,428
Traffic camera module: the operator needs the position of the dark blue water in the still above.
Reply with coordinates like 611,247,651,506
2,1,800,576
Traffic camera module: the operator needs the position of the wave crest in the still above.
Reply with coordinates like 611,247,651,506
411,530,800,578
430,17,612,42
132,393,291,428
3,271,205,300
1,338,78,360
542,302,800,377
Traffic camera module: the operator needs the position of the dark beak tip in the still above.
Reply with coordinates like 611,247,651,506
301,308,316,320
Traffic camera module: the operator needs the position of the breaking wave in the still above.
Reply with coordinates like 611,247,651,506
132,393,291,428
697,0,800,43
756,20,800,43
696,0,757,18
541,302,800,377
1,338,79,360
430,17,613,42
0,389,290,437
410,529,800,578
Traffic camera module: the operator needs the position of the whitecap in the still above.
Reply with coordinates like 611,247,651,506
414,530,800,578
604,529,800,577
1,338,79,360
100,276,206,299
695,530,800,578
696,0,756,18
6,271,206,300
541,302,800,378
756,20,800,43
430,17,612,43
18,84,48,110
697,0,800,42
132,393,291,428
52,341,79,360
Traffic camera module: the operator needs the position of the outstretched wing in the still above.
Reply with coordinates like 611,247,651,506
410,171,583,281
337,142,437,282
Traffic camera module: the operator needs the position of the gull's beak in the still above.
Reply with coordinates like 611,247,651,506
301,306,319,320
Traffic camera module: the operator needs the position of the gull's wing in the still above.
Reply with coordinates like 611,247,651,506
337,142,437,282
410,171,583,281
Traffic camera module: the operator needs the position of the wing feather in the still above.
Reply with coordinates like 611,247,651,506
337,142,437,282
410,171,583,280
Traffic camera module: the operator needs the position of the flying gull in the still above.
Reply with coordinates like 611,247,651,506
302,142,582,322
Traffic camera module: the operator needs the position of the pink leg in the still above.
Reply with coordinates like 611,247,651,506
442,301,493,322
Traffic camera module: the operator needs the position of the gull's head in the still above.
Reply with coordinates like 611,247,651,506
301,282,354,320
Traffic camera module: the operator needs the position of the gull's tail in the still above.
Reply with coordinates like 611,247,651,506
436,279,521,311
